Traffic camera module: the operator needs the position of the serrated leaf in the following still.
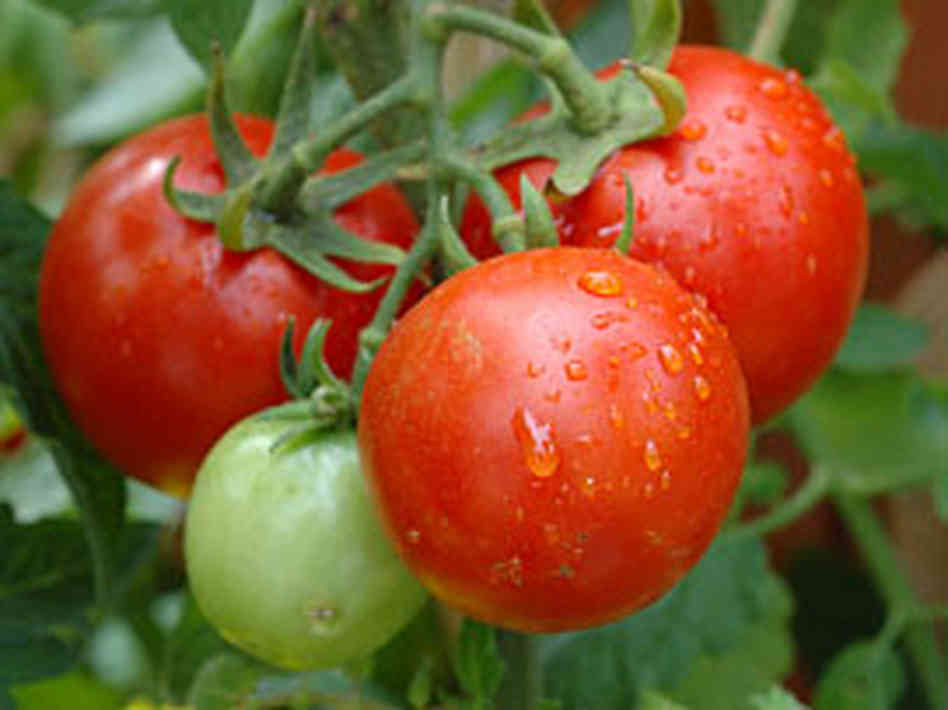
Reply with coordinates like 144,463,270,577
542,537,794,709
30,0,162,24
455,620,506,703
748,685,808,709
164,0,254,69
813,641,904,710
787,371,948,488
834,304,928,372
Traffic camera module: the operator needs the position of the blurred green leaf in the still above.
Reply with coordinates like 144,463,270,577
856,122,948,231
821,0,906,95
163,0,254,69
9,670,122,710
787,371,948,487
834,304,928,372
640,690,688,709
160,593,233,702
809,59,896,145
455,619,506,704
30,0,162,24
813,641,904,710
542,537,793,709
934,472,948,523
451,59,542,147
748,686,807,709
709,0,763,51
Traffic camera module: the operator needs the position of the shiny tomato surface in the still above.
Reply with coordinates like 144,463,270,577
359,248,750,632
39,114,419,496
460,46,869,424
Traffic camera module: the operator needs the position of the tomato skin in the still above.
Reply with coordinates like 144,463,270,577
358,248,749,633
460,46,869,425
185,416,427,670
38,114,419,497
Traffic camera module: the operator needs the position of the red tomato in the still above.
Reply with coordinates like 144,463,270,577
460,46,869,424
38,114,419,497
358,248,749,632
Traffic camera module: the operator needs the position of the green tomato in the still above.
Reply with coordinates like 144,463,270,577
185,414,427,670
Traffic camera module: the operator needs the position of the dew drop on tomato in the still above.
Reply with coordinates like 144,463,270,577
643,439,662,472
658,344,685,375
694,375,712,401
564,360,588,381
511,407,561,478
578,270,623,297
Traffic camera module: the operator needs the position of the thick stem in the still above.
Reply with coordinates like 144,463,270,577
748,0,800,65
314,0,424,147
833,492,948,709
425,4,612,133
496,633,543,710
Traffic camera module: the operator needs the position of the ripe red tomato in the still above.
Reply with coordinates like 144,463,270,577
38,114,419,497
358,248,749,632
460,45,869,424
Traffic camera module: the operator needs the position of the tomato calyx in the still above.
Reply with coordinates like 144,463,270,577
267,318,355,451
160,13,411,296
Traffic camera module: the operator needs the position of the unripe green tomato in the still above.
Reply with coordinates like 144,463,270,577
185,415,427,670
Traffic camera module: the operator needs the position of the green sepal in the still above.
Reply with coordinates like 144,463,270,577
162,156,228,222
628,0,682,70
474,66,680,196
298,141,427,211
520,174,559,248
268,4,319,160
207,44,257,185
634,63,687,134
302,212,407,267
613,173,635,254
436,195,478,275
513,0,562,37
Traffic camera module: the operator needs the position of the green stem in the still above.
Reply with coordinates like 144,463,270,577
439,153,526,253
723,465,831,542
497,633,543,710
747,0,799,64
424,4,612,133
833,492,948,709
256,73,423,213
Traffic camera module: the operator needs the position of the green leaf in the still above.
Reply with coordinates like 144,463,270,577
834,304,929,372
808,59,896,145
9,670,122,710
787,371,948,489
542,537,794,709
709,0,764,50
736,460,790,510
821,0,907,95
163,0,254,69
640,690,689,709
856,122,948,231
748,685,808,709
451,59,543,147
455,620,506,703
161,593,234,701
813,641,905,710
30,0,162,23
521,175,559,248
628,0,682,69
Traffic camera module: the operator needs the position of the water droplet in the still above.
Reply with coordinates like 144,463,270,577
785,69,802,84
801,116,819,132
644,439,662,471
725,105,747,123
490,556,523,587
551,335,572,353
645,368,662,392
798,211,810,225
698,223,719,251
406,529,421,544
658,344,684,374
544,389,562,403
664,403,677,422
591,311,629,330
564,360,588,381
578,270,622,297
544,523,560,545
515,507,525,522
596,222,623,241
120,340,132,358
512,408,561,478
687,342,704,366
682,265,697,286
664,167,683,185
735,222,748,238
693,375,711,401
526,361,546,377
822,126,847,152
679,118,707,141
696,156,716,174
778,185,794,217
806,254,817,275
622,341,647,359
759,77,788,99
763,129,789,156
643,482,656,499
678,426,692,440
610,403,625,430
660,470,672,490
819,168,835,187
625,296,638,310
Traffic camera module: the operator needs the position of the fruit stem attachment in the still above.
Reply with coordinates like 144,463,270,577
747,0,799,64
833,491,948,709
424,3,613,134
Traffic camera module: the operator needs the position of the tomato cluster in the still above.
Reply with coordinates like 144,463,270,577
40,40,867,662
